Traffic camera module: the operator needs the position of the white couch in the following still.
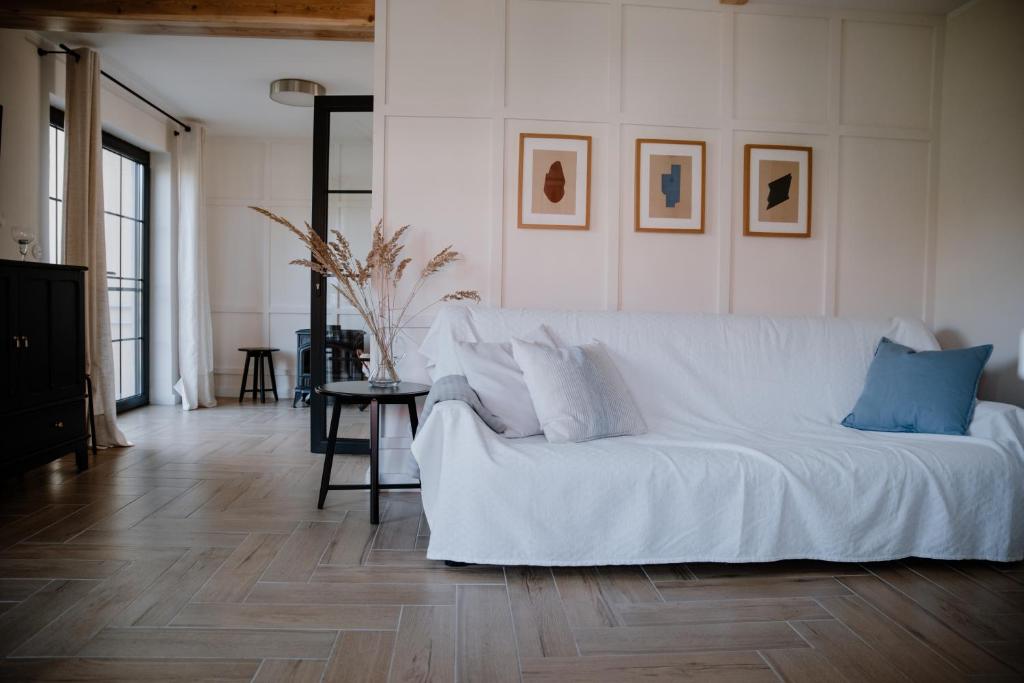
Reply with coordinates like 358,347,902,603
411,305,1024,566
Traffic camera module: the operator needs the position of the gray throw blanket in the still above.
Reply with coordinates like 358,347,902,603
421,375,507,434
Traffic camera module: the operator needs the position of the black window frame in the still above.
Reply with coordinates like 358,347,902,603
50,106,151,413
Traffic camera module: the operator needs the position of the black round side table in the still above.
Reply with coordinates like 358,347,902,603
238,347,280,403
315,381,430,523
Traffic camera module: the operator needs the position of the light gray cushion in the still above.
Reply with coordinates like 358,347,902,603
456,325,557,438
511,339,647,444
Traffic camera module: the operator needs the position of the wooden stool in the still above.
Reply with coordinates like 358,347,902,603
238,347,280,403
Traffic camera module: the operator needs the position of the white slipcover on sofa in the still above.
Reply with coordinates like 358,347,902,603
411,305,1024,566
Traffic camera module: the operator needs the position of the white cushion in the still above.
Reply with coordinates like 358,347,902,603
456,325,556,438
511,339,647,443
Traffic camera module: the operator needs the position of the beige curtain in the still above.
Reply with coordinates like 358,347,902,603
173,124,217,410
63,48,130,447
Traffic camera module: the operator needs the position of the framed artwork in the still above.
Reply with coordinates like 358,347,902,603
635,138,705,233
743,144,812,238
518,133,591,230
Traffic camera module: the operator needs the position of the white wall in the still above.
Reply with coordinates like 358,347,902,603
933,0,1024,406
204,135,373,398
0,30,47,261
373,0,945,332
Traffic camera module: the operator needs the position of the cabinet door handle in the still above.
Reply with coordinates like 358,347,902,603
12,336,19,349
21,336,28,348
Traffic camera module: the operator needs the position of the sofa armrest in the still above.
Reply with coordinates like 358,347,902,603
970,401,1024,456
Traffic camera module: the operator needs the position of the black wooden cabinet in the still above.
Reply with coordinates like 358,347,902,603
0,259,89,473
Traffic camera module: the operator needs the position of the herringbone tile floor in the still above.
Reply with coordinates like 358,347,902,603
0,400,1021,681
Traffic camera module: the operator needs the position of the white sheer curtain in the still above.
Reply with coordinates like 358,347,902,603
63,47,130,447
173,124,217,410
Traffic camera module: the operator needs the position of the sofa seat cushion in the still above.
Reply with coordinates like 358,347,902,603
412,401,1024,566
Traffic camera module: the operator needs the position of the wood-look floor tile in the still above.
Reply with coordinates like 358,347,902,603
86,488,185,531
0,580,97,657
870,564,1012,643
760,647,852,683
390,605,455,683
310,565,505,585
688,560,866,580
614,597,830,626
245,581,455,606
372,500,421,550
817,594,964,683
956,563,1024,594
24,496,142,543
0,558,127,580
506,566,577,659
322,630,395,683
172,602,400,629
78,626,337,659
192,532,288,603
789,619,910,683
642,564,697,582
840,574,1014,676
110,546,233,627
0,578,49,601
551,568,618,627
0,544,184,563
363,549,443,568
66,527,248,548
0,505,84,549
262,521,339,582
520,653,777,682
0,657,261,681
457,585,519,683
574,621,806,656
13,557,176,656
658,576,851,602
253,658,327,683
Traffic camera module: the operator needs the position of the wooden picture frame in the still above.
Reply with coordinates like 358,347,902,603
518,133,592,230
635,138,706,233
743,144,813,238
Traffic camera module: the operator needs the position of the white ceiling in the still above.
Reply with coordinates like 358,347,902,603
42,32,374,138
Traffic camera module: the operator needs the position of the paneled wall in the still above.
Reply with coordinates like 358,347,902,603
205,135,373,397
372,0,944,326
205,136,314,397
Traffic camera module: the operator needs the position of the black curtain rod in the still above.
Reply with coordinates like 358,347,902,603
38,43,192,135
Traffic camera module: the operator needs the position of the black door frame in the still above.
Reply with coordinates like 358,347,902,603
310,95,374,454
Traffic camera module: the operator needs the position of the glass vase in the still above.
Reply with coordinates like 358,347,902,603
368,341,402,388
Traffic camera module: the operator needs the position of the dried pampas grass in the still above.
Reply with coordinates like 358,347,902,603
249,207,480,380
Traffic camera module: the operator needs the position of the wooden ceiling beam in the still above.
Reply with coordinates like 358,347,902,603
0,0,375,41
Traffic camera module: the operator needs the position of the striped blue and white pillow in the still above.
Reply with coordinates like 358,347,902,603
511,339,647,444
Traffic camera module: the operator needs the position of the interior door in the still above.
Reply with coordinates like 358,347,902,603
310,95,374,454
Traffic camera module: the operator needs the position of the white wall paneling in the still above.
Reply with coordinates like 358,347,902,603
375,0,945,326
205,136,315,397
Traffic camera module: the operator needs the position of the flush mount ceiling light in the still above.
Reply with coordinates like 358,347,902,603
269,78,325,107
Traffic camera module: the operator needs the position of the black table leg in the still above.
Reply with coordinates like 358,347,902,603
319,397,342,509
370,397,380,524
259,353,267,403
407,398,419,437
239,352,251,402
266,352,279,401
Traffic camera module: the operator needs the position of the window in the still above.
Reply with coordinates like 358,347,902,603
50,108,150,412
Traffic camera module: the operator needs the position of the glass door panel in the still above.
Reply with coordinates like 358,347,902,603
310,96,374,453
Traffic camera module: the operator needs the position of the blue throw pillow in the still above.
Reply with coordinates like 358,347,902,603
842,338,992,436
